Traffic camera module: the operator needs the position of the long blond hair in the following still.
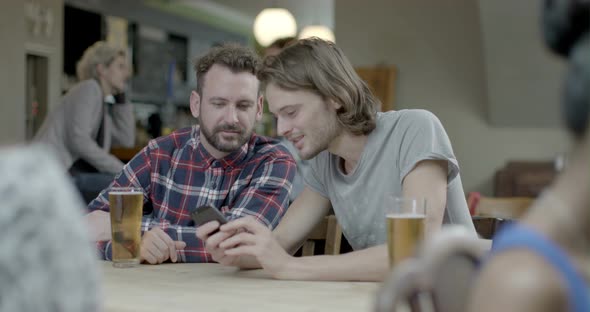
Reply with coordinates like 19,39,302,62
258,38,378,135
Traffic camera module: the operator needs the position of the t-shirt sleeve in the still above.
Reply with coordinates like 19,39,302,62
302,151,330,198
396,110,459,183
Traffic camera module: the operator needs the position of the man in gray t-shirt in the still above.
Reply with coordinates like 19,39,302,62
305,109,475,250
197,38,475,282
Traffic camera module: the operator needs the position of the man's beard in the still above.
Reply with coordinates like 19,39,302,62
298,114,341,160
200,121,252,153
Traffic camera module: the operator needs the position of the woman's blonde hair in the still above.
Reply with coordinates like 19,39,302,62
258,38,378,135
76,41,125,81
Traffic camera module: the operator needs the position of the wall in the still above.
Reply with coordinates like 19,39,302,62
478,0,566,127
0,1,26,145
65,0,249,106
0,0,63,145
212,0,335,40
335,0,571,194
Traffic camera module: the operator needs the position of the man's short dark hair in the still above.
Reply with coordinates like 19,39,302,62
193,43,260,96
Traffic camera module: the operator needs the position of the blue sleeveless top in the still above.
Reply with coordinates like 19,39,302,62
491,223,590,312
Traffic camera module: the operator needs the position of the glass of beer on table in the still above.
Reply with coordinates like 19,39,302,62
386,197,427,268
109,187,143,268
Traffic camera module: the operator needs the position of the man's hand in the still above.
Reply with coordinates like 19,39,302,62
196,221,240,266
85,210,111,242
218,216,293,278
141,227,186,264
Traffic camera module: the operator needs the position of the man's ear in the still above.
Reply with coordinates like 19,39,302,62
255,95,264,122
189,91,201,118
329,98,342,111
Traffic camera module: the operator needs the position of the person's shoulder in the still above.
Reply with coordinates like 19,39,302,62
76,79,100,89
376,109,438,127
471,248,568,312
250,135,295,163
146,126,196,154
394,109,440,124
380,110,446,137
66,79,102,99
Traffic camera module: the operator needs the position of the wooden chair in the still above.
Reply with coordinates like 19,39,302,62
355,65,397,112
375,226,485,312
468,193,534,238
301,215,342,256
472,196,534,219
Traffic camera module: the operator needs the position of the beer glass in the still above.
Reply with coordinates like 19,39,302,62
386,197,427,268
109,187,143,268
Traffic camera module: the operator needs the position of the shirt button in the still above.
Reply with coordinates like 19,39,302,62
210,182,217,188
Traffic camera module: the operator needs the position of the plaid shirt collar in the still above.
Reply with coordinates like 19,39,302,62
190,125,250,169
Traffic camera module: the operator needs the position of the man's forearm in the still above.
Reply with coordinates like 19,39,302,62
277,244,389,281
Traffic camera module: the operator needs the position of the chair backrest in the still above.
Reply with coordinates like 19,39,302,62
375,226,485,312
301,215,342,256
468,192,534,219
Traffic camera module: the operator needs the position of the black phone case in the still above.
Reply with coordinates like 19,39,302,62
191,205,228,227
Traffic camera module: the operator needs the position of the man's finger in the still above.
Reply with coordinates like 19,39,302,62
154,228,177,262
206,230,234,250
220,216,265,234
142,247,159,264
196,221,220,240
175,241,187,249
147,242,166,263
224,245,257,257
218,232,257,249
150,233,171,257
171,241,186,262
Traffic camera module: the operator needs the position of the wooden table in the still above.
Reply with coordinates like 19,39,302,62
100,261,379,312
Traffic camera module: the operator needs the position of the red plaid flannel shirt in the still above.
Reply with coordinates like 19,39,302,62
88,126,296,262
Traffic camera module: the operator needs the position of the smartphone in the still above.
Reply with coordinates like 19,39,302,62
191,204,228,231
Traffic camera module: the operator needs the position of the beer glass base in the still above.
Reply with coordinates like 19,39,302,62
112,259,139,268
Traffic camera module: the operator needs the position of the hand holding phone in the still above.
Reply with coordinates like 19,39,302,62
191,205,228,233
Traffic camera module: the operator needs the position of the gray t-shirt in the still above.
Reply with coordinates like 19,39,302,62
304,110,476,250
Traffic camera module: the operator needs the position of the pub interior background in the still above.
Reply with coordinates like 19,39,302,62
0,0,570,197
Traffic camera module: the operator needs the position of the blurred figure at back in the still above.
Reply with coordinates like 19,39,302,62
0,145,100,312
468,0,590,311
34,41,135,203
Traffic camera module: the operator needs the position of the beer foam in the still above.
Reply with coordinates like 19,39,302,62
386,213,425,219
108,191,142,195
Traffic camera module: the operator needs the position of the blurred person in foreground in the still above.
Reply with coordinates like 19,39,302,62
34,41,135,203
198,38,476,281
0,145,99,312
86,43,296,264
468,0,590,311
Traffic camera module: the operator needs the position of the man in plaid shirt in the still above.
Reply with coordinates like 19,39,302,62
85,43,296,264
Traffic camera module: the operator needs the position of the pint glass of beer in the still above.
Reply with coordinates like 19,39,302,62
386,197,426,268
109,187,143,268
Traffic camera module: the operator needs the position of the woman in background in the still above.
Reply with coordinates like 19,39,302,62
469,0,590,311
34,41,135,202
